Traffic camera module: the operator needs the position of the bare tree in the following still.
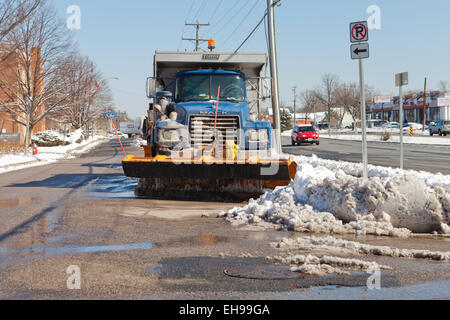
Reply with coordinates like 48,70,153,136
0,0,41,58
49,53,113,130
0,1,73,151
314,74,340,131
299,89,318,124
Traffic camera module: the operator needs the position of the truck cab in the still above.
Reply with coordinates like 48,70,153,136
146,51,272,156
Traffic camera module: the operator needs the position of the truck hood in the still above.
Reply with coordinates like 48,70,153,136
174,101,249,121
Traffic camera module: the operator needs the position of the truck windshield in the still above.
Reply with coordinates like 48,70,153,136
175,74,245,103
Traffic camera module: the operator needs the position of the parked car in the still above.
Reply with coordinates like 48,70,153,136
429,120,450,136
291,125,320,146
367,120,388,128
382,122,400,129
402,123,423,132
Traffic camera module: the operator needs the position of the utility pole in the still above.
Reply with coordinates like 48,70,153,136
423,77,427,132
359,58,368,179
182,22,210,51
292,86,297,126
267,0,281,153
396,72,408,170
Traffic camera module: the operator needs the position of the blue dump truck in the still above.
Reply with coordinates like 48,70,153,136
122,51,296,199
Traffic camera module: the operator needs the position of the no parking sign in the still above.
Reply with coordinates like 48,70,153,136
350,21,369,43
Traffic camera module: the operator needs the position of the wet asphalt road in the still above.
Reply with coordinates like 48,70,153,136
0,139,449,299
282,136,450,175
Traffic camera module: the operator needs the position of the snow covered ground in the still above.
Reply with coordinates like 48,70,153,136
319,132,450,145
220,155,450,237
0,131,110,174
282,129,450,145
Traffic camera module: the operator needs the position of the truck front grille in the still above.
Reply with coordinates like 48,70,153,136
189,115,240,146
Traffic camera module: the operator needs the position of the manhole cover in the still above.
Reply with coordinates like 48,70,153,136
224,264,304,280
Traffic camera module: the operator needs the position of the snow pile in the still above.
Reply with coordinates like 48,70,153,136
32,131,70,147
67,129,84,144
221,156,450,236
268,235,449,276
268,254,391,276
32,129,85,147
273,236,450,261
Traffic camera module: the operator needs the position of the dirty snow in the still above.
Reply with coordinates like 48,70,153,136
220,155,450,236
273,236,450,261
268,254,391,276
268,235,449,276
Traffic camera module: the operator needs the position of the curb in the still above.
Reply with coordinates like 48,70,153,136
0,138,109,172
0,159,41,171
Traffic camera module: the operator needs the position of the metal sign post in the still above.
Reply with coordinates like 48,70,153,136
396,72,408,169
350,21,369,180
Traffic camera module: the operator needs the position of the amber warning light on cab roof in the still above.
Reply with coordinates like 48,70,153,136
208,39,215,52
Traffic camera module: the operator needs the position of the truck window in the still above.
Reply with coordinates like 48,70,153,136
175,74,245,103
211,75,245,102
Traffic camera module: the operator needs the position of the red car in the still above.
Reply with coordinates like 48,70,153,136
291,125,320,146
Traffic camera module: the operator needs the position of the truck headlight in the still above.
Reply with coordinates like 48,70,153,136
248,129,268,143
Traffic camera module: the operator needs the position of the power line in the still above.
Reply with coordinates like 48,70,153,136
208,0,240,37
178,0,197,50
192,0,208,22
223,0,260,48
234,9,268,54
208,0,224,23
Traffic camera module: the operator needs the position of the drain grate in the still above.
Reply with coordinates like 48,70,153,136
224,264,304,280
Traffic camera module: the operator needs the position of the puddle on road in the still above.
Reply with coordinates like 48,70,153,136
157,235,232,247
87,174,137,199
0,241,156,259
279,279,450,300
0,197,42,209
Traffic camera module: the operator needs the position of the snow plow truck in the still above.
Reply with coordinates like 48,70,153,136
122,50,297,199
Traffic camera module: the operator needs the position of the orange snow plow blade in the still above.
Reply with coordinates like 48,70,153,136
122,151,297,200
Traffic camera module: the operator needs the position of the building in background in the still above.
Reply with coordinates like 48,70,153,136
370,92,450,123
0,45,46,144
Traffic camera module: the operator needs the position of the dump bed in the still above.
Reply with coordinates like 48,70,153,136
154,51,268,114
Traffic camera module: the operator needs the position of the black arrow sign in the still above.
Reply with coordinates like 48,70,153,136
353,48,367,55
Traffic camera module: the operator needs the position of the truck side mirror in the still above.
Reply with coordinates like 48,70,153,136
146,78,157,98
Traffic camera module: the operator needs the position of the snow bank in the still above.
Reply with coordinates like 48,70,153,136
268,254,391,276
268,235,449,276
221,155,450,236
0,132,109,174
273,236,450,261
320,133,450,146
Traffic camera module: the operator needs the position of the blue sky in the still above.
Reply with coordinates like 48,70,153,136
52,0,450,118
